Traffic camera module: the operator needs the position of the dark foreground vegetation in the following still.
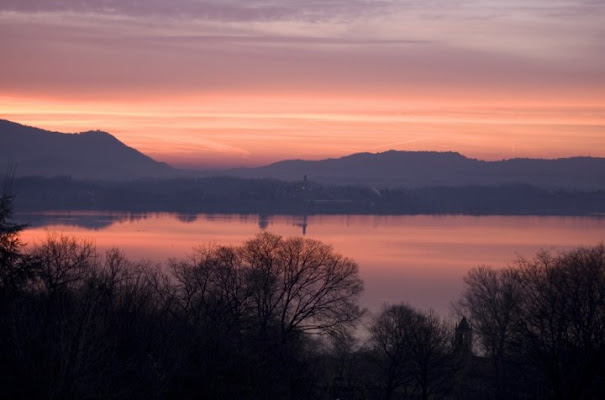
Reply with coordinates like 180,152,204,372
13,176,605,216
2,189,605,399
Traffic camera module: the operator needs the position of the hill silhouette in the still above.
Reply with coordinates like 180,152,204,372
0,119,175,180
2,119,604,189
222,150,605,190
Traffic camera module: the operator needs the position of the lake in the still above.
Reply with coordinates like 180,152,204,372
18,212,605,316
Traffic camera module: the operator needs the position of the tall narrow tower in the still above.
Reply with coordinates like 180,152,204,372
455,317,473,356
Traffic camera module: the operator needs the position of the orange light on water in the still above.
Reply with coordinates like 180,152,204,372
19,213,605,314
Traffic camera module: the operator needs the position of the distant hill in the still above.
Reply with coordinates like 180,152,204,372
3,119,604,189
221,150,605,190
0,119,176,180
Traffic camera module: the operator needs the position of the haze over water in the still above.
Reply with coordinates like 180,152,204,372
19,212,605,315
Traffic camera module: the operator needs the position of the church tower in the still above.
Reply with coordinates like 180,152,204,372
454,317,473,356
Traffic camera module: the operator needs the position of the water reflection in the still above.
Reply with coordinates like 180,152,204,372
18,212,315,235
18,212,605,315
17,211,151,230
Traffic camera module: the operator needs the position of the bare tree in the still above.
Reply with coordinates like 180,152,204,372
164,234,364,398
242,232,364,340
170,233,364,339
369,303,453,400
370,304,415,400
31,233,97,293
457,265,522,396
514,245,605,400
406,310,453,400
459,245,605,399
170,244,251,331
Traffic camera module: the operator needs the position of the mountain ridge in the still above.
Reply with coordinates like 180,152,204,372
2,119,604,189
219,150,605,190
0,119,175,180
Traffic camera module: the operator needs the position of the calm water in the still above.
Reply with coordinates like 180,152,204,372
18,212,605,315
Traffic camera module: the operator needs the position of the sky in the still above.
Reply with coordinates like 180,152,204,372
1,0,604,168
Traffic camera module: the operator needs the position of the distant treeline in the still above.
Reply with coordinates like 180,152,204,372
2,189,605,399
13,176,605,215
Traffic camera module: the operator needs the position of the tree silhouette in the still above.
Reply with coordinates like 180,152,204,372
459,245,605,399
0,172,29,291
514,246,605,400
243,233,364,340
369,303,453,400
457,265,522,397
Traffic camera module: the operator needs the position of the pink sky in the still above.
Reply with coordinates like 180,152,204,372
1,0,604,168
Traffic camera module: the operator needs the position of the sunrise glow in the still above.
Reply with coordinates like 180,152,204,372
2,1,604,167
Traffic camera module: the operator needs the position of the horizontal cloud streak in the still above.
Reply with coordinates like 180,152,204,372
2,11,602,99
0,0,394,21
3,0,604,23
